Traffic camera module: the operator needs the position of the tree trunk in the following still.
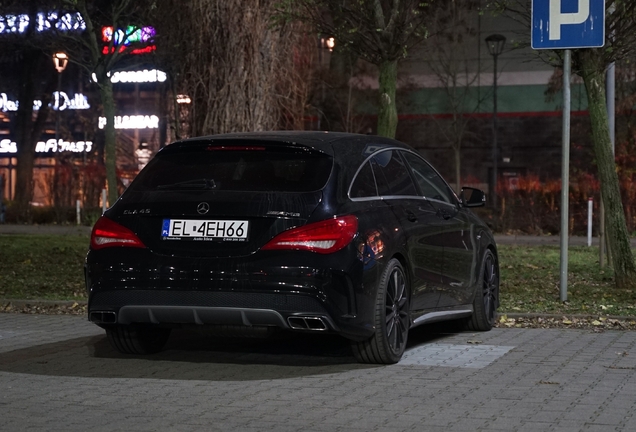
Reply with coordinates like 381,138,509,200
14,51,38,222
377,59,398,138
579,50,636,289
14,51,54,221
99,80,119,207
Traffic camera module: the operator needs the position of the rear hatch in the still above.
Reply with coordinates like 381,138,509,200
111,141,333,258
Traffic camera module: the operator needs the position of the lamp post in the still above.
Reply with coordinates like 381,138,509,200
52,52,69,145
485,34,505,210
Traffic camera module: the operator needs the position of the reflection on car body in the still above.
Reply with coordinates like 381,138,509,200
85,131,499,364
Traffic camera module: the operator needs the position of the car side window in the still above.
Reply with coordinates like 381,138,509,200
350,161,378,198
370,150,418,197
401,152,454,203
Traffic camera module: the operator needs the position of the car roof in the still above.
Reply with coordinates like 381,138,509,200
168,131,414,157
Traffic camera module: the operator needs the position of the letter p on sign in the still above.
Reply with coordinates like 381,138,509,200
531,0,605,49
549,0,589,40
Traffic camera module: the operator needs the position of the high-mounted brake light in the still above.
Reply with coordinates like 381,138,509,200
90,216,146,250
262,215,358,254
206,146,266,151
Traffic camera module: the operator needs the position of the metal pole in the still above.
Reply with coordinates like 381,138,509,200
560,50,572,302
492,53,498,211
0,174,4,224
55,74,61,144
102,188,107,214
588,197,593,247
600,61,616,267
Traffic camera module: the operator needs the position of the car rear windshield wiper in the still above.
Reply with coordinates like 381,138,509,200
157,178,217,190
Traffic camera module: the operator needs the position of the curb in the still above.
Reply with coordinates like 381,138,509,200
499,312,636,321
1,299,87,308
2,300,636,323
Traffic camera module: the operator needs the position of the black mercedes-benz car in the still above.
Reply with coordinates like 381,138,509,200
85,131,499,364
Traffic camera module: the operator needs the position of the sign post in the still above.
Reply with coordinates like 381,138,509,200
531,0,605,301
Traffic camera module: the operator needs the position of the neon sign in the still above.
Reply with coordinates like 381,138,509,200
98,115,159,130
0,139,92,154
0,92,90,112
0,12,85,34
176,95,191,104
101,26,156,55
51,92,90,111
111,69,166,83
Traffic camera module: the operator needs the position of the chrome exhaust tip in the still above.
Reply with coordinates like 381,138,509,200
90,311,117,324
287,316,328,331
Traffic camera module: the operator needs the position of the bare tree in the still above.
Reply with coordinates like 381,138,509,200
274,0,432,138
493,0,636,289
60,0,154,206
0,2,57,221
153,0,315,137
426,0,483,192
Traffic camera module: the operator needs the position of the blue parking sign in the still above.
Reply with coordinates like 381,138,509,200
532,0,605,49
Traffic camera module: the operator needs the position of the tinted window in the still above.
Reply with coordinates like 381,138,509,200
131,146,333,192
370,150,418,196
350,161,377,198
402,152,454,203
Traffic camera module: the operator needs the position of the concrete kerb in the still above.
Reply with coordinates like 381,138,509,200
2,299,636,325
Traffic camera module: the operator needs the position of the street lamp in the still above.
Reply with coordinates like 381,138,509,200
485,34,505,210
52,52,69,145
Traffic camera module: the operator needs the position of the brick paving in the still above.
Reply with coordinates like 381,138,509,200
1,313,636,431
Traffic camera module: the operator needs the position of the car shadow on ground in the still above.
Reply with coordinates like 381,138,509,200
0,321,468,381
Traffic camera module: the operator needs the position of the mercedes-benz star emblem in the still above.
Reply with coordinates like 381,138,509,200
197,202,210,215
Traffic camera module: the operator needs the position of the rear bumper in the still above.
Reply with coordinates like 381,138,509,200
85,247,376,341
88,289,336,330
90,305,337,332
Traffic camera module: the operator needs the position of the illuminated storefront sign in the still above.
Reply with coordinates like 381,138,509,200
0,138,92,154
0,12,85,34
111,69,166,83
102,25,156,55
50,92,90,111
0,92,90,112
176,94,191,104
98,115,159,129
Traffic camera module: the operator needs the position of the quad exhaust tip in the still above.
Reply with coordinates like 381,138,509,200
90,311,117,324
287,316,328,331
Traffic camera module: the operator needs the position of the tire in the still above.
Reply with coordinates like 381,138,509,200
106,325,171,355
352,258,410,364
465,249,499,331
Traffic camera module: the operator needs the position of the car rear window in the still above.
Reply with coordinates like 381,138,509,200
130,144,333,192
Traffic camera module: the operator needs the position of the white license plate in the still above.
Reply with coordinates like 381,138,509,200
161,219,249,241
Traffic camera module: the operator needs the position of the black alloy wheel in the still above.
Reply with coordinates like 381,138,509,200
466,249,499,331
106,325,172,355
352,258,410,364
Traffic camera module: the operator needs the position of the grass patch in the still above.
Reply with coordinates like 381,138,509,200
0,234,634,317
499,245,636,316
0,234,89,301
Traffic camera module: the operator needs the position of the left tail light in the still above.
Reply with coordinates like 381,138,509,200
91,216,146,250
262,215,358,254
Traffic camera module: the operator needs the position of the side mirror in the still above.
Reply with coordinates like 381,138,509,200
460,187,486,207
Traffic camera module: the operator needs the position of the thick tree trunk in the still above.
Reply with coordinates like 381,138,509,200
99,80,119,207
14,51,38,222
14,51,54,221
579,50,636,289
377,60,398,138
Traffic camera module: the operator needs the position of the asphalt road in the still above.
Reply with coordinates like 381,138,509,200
1,313,635,431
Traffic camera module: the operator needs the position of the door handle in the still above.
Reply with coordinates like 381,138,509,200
406,210,417,222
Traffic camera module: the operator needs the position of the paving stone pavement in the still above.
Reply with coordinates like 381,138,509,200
1,314,636,431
